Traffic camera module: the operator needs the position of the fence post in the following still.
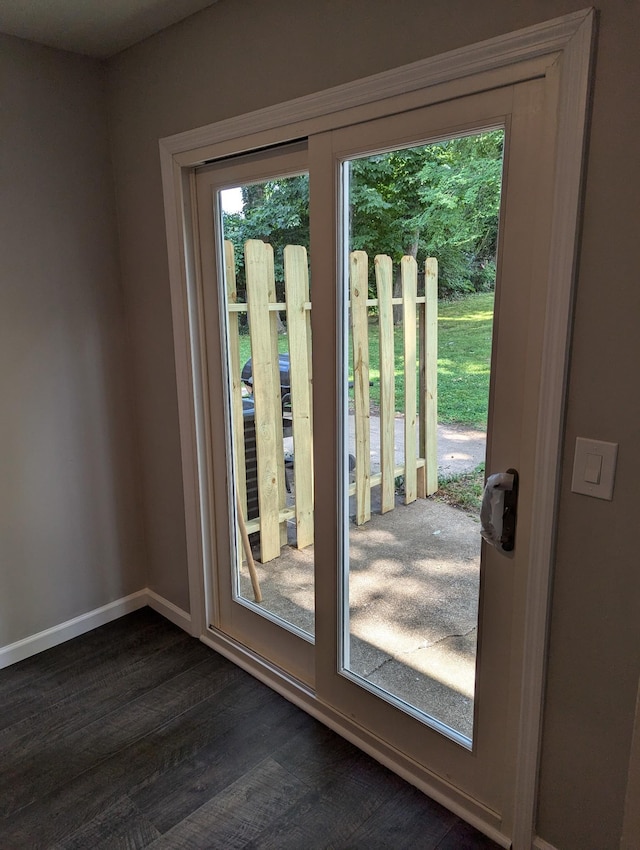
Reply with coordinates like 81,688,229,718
419,257,438,496
375,255,396,514
402,256,418,504
284,245,314,549
266,243,288,547
245,239,281,563
350,251,371,525
224,241,247,516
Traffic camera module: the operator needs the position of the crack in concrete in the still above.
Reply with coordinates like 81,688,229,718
409,625,478,654
365,626,478,678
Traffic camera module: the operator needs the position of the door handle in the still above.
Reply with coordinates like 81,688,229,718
480,468,519,553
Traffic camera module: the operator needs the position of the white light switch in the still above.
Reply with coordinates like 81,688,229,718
584,452,602,484
571,438,618,500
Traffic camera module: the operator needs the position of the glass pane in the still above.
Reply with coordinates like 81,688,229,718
218,172,314,639
341,130,504,742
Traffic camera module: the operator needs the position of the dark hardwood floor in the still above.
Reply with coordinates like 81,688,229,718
0,608,499,849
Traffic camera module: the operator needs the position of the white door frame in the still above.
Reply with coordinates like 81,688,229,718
159,10,594,848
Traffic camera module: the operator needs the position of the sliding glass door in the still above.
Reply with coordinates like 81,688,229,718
196,77,556,814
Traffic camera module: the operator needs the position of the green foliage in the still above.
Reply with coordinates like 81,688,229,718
222,130,503,303
222,174,309,305
349,131,504,298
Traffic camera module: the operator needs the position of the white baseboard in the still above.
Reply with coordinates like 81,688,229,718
0,589,192,669
533,838,560,850
0,591,148,669
146,588,192,634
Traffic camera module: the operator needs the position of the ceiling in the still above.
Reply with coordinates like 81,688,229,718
0,0,218,58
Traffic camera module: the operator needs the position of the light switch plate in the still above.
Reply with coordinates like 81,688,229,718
571,437,618,500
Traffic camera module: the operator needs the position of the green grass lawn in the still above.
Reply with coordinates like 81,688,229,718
236,291,493,429
432,462,486,514
434,292,494,427
361,291,493,427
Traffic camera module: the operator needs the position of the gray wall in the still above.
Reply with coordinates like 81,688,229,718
0,35,146,645
106,1,640,848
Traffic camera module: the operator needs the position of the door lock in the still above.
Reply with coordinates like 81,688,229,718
480,468,519,553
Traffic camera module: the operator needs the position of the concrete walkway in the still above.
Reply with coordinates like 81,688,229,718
285,417,486,476
360,416,486,477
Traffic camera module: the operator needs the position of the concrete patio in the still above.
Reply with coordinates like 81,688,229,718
239,421,486,740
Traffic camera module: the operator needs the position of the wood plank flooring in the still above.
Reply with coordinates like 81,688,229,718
0,608,499,849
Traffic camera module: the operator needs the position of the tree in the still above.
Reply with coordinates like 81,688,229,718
222,174,309,303
222,129,504,306
349,130,504,299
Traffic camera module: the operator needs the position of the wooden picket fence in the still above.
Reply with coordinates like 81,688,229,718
226,239,438,565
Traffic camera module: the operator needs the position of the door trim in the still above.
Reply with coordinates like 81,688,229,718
159,10,594,847
620,675,640,850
